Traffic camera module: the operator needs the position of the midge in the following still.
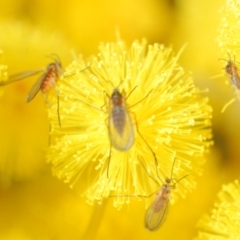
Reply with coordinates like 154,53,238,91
77,82,157,177
0,54,62,126
0,54,62,102
108,87,134,151
105,85,159,178
220,53,240,90
103,80,151,151
145,158,189,231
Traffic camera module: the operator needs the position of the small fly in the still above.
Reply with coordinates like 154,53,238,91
224,55,240,90
0,54,62,125
1,55,62,102
145,158,189,231
108,88,134,151
106,86,158,178
219,54,240,112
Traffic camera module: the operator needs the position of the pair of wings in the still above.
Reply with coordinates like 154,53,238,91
145,196,169,231
0,68,47,102
108,105,134,151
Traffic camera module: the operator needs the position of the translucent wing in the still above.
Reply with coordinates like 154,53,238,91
145,197,169,231
228,72,240,102
108,106,134,151
225,60,240,89
0,69,45,86
26,72,48,102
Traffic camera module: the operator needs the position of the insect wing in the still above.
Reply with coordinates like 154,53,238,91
227,72,240,102
109,106,134,151
228,63,240,89
0,69,45,86
26,72,48,102
145,196,169,231
233,75,240,89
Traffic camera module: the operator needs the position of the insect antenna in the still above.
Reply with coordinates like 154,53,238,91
128,89,153,109
172,173,189,187
169,157,189,187
45,53,61,64
125,85,138,100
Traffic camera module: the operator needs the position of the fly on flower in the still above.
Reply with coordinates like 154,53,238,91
105,85,159,178
219,54,240,112
145,158,189,231
108,87,134,151
0,54,62,125
46,41,212,208
224,54,240,90
77,82,157,177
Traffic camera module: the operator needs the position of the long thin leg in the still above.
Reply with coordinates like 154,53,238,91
53,83,61,127
138,157,161,186
57,95,61,127
131,111,160,181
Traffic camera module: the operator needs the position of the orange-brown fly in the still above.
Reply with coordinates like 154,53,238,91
224,57,240,90
111,157,188,231
144,159,189,231
219,54,240,91
0,54,62,126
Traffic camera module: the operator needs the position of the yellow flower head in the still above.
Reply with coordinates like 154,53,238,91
0,20,73,188
47,40,212,208
217,0,240,56
217,0,240,106
194,179,240,240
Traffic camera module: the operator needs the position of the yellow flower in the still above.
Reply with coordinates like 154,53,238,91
217,0,240,57
216,0,240,110
47,40,213,209
194,179,240,240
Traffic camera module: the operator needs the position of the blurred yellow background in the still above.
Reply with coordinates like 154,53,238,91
0,0,239,239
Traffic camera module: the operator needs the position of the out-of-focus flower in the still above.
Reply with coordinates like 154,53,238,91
0,50,8,96
194,179,240,240
0,20,72,188
0,175,96,240
0,0,174,53
47,40,213,209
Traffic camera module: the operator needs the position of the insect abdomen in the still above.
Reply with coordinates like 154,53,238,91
112,106,126,136
41,66,57,93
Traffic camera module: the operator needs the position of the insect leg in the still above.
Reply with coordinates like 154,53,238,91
137,157,162,186
53,83,61,127
57,95,61,127
131,111,160,180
